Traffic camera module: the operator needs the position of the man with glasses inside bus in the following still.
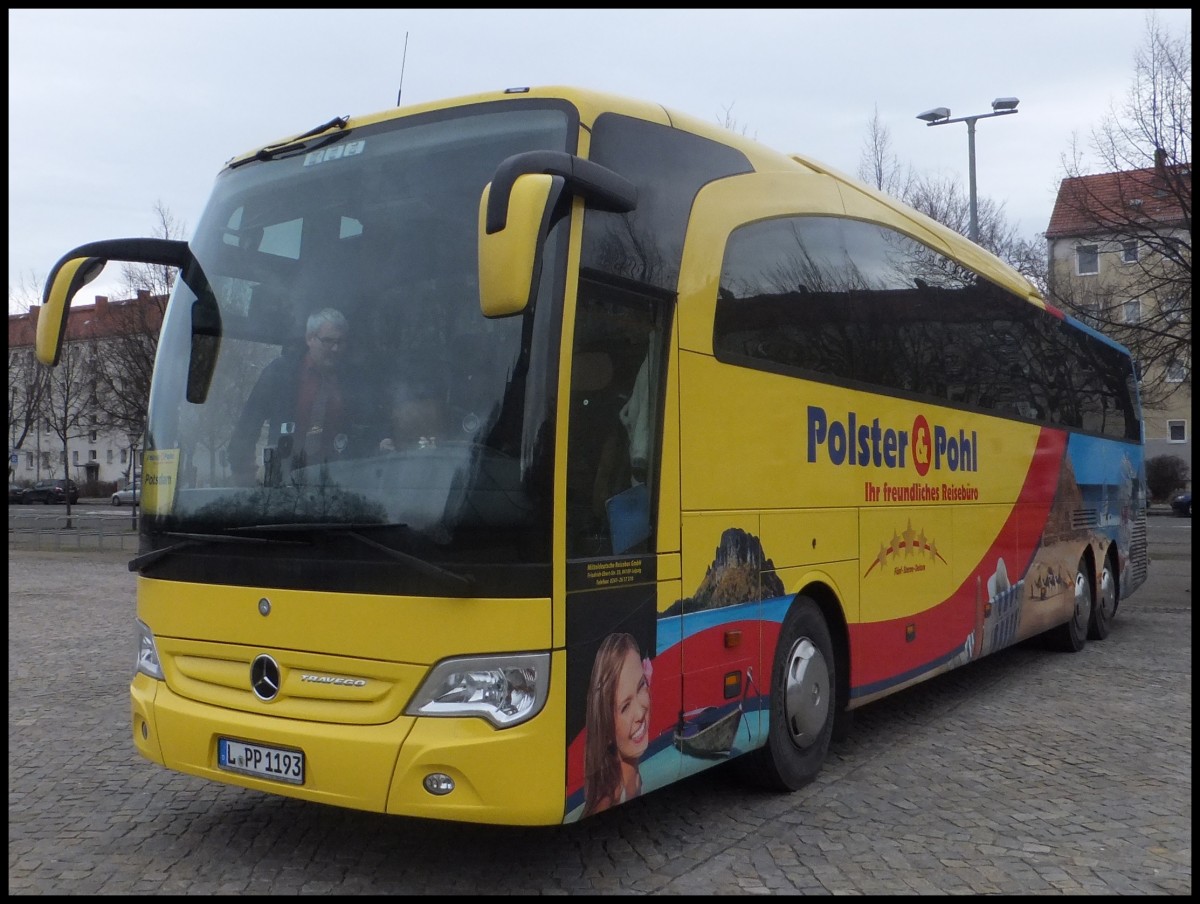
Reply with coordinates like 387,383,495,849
229,307,361,484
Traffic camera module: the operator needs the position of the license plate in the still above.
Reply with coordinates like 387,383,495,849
218,737,305,785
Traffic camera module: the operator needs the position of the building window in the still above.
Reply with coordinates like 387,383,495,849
72,450,79,465
1162,295,1184,323
120,449,128,464
1121,240,1139,263
1079,302,1102,328
107,449,114,464
25,452,33,469
89,430,97,443
1166,361,1187,383
1076,244,1099,276
89,450,98,461
1123,299,1141,323
1167,420,1187,443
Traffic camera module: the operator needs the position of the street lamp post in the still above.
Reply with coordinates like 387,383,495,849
916,97,1020,244
128,434,140,530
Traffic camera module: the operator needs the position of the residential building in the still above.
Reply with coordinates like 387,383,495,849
8,292,165,492
1045,153,1191,492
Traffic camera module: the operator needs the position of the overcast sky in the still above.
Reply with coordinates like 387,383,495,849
7,7,1191,309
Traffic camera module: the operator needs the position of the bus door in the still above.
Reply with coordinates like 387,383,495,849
563,279,678,812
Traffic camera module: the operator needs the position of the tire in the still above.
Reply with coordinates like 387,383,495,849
1088,552,1118,641
111,496,122,506
1051,555,1092,652
735,595,835,791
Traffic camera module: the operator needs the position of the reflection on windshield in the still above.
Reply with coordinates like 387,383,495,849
144,104,572,574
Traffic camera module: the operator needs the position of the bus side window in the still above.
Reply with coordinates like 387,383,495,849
567,287,666,559
567,350,630,556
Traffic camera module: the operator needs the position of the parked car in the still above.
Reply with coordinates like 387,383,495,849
1170,491,1191,517
111,482,141,506
8,483,24,504
17,479,80,505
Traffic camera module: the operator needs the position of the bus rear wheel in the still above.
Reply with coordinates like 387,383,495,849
1051,555,1093,652
737,595,835,792
1088,552,1117,641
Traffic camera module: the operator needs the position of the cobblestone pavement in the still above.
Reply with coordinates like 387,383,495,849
8,518,1191,895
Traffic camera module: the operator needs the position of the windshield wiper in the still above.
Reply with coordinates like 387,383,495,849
128,530,306,572
230,522,401,533
231,522,472,588
230,115,350,167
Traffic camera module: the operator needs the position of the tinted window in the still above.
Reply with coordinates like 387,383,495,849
581,114,752,293
714,216,1139,441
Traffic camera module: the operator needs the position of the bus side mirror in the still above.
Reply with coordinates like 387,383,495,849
478,173,562,318
477,150,636,318
37,255,107,365
186,295,223,403
37,238,190,366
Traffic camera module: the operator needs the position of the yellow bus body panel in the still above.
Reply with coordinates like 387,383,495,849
138,576,550,662
384,649,567,824
134,577,564,822
132,650,567,824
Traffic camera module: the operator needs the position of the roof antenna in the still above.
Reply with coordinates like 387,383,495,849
396,32,409,106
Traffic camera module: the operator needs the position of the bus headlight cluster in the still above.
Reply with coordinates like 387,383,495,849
135,619,164,680
406,653,550,728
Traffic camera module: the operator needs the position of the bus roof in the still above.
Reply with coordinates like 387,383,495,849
226,84,1045,310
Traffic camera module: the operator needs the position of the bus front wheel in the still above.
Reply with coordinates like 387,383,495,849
738,595,835,792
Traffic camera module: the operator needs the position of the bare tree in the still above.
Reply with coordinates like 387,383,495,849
7,274,50,479
1053,12,1191,396
7,268,45,317
41,338,93,527
87,296,164,461
119,201,185,301
89,201,183,448
7,348,49,480
857,105,914,199
717,102,757,140
1004,234,1050,298
856,112,1039,285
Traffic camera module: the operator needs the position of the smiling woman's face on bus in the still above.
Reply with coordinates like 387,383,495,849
612,646,650,762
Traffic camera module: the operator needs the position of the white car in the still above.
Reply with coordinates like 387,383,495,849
111,483,141,506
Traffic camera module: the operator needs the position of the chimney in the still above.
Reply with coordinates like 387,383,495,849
137,289,150,300
94,295,108,319
1155,147,1168,178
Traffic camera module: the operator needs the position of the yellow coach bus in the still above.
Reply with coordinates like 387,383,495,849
37,85,1149,825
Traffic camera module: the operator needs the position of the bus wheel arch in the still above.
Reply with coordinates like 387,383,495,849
1088,545,1119,641
736,586,844,792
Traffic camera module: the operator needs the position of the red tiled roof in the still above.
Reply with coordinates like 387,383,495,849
1046,163,1189,238
8,293,166,350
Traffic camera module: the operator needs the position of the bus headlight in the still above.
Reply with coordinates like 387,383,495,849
135,619,163,680
406,653,550,728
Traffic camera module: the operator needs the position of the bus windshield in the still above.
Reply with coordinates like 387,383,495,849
142,103,573,592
